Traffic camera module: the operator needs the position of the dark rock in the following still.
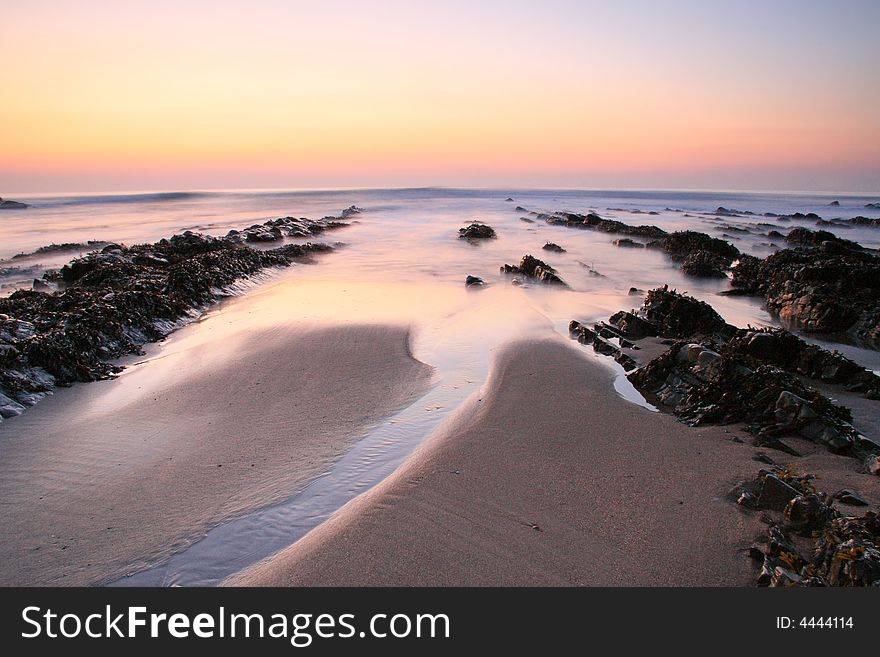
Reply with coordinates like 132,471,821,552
722,327,880,396
542,242,565,253
6,241,109,260
568,320,597,344
0,210,347,420
834,489,869,506
612,238,644,248
505,197,514,202
613,351,637,371
501,255,567,286
828,201,840,207
0,198,28,210
680,251,729,278
784,212,822,221
728,241,880,348
519,216,535,224
747,496,880,587
544,211,667,239
607,310,658,339
245,230,281,243
569,320,637,370
628,287,644,296
714,206,754,217
639,286,735,340
458,222,497,240
866,203,880,209
465,275,485,288
628,342,860,452
651,230,740,264
811,514,880,586
785,227,863,250
784,494,838,534
849,216,880,227
757,474,802,511
338,205,363,219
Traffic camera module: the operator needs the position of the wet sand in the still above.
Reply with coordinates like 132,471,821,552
231,338,879,587
0,323,432,585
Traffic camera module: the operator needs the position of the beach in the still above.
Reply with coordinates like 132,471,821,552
230,338,879,586
1,189,879,587
0,319,431,585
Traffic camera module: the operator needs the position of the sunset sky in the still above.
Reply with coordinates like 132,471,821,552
3,0,879,193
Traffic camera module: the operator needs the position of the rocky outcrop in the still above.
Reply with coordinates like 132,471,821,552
500,255,567,286
568,320,638,371
738,466,880,587
458,222,497,240
542,242,565,253
230,213,350,243
612,238,645,248
784,227,863,249
541,211,667,239
679,251,729,278
629,344,862,454
6,241,109,261
848,216,880,228
722,327,880,396
730,238,880,348
580,288,877,456
0,198,29,210
0,211,349,421
643,230,741,279
637,286,735,340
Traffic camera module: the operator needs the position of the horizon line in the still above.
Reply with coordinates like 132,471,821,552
8,184,880,199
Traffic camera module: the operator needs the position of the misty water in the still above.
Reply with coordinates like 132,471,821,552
3,187,879,584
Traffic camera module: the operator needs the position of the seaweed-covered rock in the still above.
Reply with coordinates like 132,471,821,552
544,211,667,238
640,286,735,340
0,210,349,421
740,467,879,587
680,251,730,278
729,241,880,348
721,327,880,397
785,227,863,250
458,222,496,240
651,230,740,263
628,342,861,453
784,494,838,534
612,238,645,248
501,255,567,286
729,254,763,290
810,514,880,586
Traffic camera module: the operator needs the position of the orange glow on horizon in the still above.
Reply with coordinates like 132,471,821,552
2,0,878,192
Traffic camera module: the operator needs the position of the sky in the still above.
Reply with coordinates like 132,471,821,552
2,0,879,193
